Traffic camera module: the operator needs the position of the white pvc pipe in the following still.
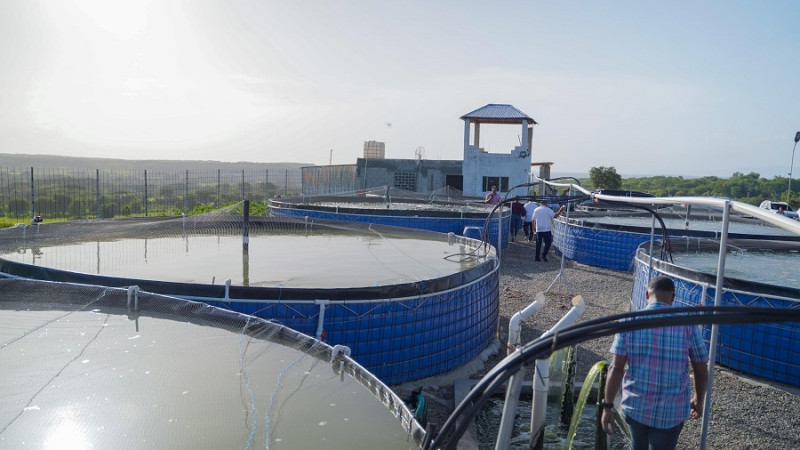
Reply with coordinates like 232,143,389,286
496,293,547,450
529,295,586,449
315,299,329,340
529,173,800,238
507,292,548,351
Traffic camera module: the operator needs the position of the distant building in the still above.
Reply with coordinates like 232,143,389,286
355,157,462,192
300,104,538,198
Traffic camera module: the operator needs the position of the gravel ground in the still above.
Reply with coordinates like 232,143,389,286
393,239,800,449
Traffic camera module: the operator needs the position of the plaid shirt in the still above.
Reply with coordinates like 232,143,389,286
610,302,709,429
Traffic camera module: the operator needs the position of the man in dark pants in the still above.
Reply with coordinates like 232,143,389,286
523,200,537,241
531,199,564,261
601,277,709,450
509,198,525,242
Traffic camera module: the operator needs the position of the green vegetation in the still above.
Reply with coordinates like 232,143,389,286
584,168,799,210
589,166,623,190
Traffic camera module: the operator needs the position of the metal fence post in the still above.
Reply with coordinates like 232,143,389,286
184,170,189,213
217,169,221,208
96,169,100,219
284,170,288,196
144,170,148,217
29,167,34,222
241,169,245,200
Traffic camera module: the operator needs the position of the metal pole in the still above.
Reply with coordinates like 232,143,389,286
699,199,731,449
496,209,502,258
29,167,34,222
364,157,368,189
184,170,189,213
243,200,250,252
96,169,100,219
144,170,148,217
788,133,799,202
217,169,221,208
647,215,656,282
546,185,574,295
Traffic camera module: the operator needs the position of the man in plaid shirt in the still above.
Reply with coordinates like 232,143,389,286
601,276,709,450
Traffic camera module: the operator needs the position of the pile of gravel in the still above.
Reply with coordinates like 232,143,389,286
393,240,799,449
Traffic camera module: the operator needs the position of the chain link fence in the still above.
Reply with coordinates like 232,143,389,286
0,167,302,222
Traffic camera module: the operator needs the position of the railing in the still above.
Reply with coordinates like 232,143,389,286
0,167,303,221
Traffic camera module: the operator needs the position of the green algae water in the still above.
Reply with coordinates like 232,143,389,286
566,361,629,450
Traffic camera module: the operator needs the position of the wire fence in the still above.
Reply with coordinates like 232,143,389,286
0,167,303,222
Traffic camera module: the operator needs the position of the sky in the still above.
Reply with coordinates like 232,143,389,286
1,0,799,178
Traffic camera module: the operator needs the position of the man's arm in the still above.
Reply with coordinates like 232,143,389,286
601,353,627,433
689,360,709,419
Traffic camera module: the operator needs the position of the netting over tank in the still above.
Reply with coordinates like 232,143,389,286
0,279,425,448
0,202,501,385
269,186,512,249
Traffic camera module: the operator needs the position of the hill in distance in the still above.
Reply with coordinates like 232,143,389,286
0,153,312,172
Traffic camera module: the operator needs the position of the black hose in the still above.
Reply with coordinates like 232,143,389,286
424,306,800,449
589,199,675,264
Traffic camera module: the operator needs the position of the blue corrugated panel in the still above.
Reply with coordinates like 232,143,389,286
634,265,800,388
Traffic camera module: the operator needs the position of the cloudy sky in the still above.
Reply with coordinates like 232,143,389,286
1,0,799,177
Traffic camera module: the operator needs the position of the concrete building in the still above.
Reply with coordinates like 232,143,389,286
460,104,536,198
301,104,537,197
355,157,463,192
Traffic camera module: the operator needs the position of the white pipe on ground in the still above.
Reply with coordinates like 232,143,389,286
529,295,586,450
508,292,547,351
496,292,547,450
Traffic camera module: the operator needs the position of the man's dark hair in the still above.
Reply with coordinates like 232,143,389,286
647,276,675,294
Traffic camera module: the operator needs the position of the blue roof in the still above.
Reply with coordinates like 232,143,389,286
460,104,537,124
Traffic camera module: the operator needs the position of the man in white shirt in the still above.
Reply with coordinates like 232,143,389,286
523,200,537,241
532,199,565,262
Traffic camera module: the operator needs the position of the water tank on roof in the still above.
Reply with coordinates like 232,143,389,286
364,140,386,159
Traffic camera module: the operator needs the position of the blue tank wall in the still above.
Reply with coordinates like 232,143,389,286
632,258,800,388
210,269,500,385
270,205,511,249
553,219,651,271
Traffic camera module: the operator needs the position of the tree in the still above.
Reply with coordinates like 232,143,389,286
589,166,623,189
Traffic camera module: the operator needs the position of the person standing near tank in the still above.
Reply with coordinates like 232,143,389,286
509,198,525,242
600,276,709,450
523,200,537,242
531,199,564,261
484,185,501,205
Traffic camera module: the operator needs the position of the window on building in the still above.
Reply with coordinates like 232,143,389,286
482,176,509,192
394,172,417,191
